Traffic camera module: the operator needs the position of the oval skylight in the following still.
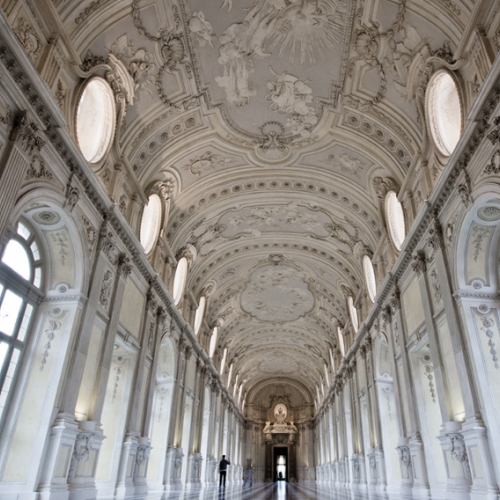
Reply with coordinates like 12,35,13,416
173,257,188,305
194,296,206,335
140,194,162,255
385,191,406,251
426,70,462,157
363,255,377,303
76,77,116,164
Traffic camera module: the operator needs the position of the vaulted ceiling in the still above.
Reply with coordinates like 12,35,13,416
51,0,473,406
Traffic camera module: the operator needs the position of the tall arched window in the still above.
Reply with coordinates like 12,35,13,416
0,221,43,422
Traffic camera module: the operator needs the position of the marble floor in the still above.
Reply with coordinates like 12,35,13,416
117,482,412,500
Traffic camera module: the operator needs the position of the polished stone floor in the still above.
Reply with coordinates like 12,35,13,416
117,482,412,500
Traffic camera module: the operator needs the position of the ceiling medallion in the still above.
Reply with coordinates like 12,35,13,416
478,206,500,222
240,264,315,322
33,210,61,226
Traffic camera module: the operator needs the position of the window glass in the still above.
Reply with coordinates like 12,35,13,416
140,194,163,254
209,326,218,357
17,222,31,240
338,327,345,357
348,296,359,332
194,296,206,335
385,191,406,251
426,70,462,157
0,291,23,336
363,255,377,302
2,240,31,281
173,257,188,305
76,77,116,164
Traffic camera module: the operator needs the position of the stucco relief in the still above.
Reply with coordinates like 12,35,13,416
259,356,299,374
188,203,333,256
240,264,315,321
182,151,235,176
186,0,354,135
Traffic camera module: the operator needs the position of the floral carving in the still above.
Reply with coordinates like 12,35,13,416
422,355,436,402
40,318,62,371
100,270,114,310
81,216,97,253
470,225,491,262
26,154,53,181
479,315,499,369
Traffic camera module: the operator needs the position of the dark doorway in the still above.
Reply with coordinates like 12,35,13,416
273,446,288,481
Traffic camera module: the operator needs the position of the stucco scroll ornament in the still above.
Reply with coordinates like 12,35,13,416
26,154,53,181
484,117,500,175
110,34,155,95
99,270,114,310
13,17,42,63
132,1,190,106
183,151,234,176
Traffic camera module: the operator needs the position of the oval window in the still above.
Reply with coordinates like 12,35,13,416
337,326,345,357
363,255,377,303
194,296,206,335
140,194,162,254
426,70,462,157
385,191,406,251
76,77,116,164
173,257,188,305
348,296,359,332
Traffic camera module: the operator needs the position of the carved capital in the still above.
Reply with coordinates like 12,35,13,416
373,176,397,199
411,251,427,275
10,111,45,156
118,253,133,277
389,287,401,314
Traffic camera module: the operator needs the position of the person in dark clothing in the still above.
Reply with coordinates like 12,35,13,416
219,455,230,487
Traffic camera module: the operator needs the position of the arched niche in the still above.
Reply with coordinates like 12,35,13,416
157,336,176,383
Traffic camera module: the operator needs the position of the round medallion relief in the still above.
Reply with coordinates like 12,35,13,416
478,206,500,222
33,210,61,226
259,356,299,374
76,77,116,164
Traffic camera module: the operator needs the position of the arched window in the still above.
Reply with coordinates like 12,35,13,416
0,221,43,422
172,257,188,306
363,255,377,303
329,348,336,372
426,70,462,157
209,326,218,358
227,363,233,387
324,363,329,385
385,191,406,251
194,296,206,336
76,77,116,164
348,295,359,332
140,193,163,255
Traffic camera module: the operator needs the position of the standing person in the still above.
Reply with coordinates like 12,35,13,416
219,455,230,487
